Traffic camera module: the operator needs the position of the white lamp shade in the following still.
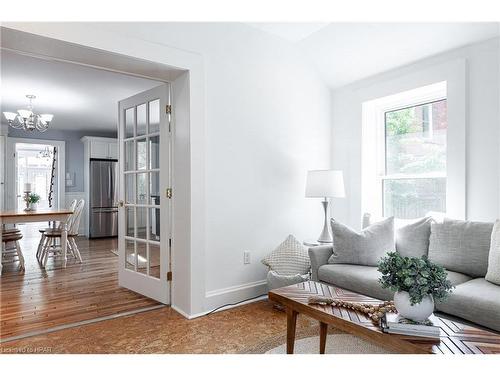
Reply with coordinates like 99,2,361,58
305,170,345,198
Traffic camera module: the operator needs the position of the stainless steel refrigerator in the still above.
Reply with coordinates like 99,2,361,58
89,159,118,238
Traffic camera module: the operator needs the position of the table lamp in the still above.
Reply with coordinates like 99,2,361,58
305,170,345,243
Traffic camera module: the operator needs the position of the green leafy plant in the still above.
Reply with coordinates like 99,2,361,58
28,193,41,204
378,252,453,305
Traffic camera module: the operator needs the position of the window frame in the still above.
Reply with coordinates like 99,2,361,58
380,98,447,218
362,81,449,219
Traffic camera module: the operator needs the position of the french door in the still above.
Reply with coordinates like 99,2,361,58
118,84,171,304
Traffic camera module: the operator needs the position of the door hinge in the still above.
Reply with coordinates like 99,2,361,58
168,238,172,248
166,104,172,114
166,188,172,199
167,271,172,281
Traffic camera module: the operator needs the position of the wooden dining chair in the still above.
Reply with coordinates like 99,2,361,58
39,199,85,267
2,229,25,271
36,199,77,261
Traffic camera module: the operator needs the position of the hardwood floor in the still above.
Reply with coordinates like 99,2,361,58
0,223,161,341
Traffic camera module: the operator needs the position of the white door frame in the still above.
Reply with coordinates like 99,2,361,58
5,137,65,210
1,25,206,317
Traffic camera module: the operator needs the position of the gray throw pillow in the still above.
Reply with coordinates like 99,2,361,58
428,218,493,277
396,217,433,258
328,217,395,266
486,220,500,285
362,214,433,258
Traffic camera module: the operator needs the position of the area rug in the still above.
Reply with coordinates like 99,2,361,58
243,326,392,354
110,249,160,268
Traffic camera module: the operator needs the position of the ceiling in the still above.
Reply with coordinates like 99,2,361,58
249,22,500,88
1,49,163,132
247,23,330,42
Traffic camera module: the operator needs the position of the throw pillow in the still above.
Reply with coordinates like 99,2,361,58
362,213,433,258
486,220,500,285
428,218,494,277
328,217,395,266
395,217,433,258
261,235,310,275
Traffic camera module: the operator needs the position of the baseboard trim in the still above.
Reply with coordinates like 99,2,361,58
171,280,269,319
205,279,267,298
172,294,268,320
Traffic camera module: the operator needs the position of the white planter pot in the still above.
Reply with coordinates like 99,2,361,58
30,203,38,211
394,291,434,322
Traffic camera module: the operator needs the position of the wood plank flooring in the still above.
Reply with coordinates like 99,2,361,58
1,223,161,340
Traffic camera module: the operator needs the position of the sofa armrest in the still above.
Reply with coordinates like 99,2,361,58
308,245,333,281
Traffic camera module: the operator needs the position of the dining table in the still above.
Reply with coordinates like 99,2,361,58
0,208,74,274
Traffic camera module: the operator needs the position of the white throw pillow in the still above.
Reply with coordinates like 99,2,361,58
486,220,500,285
261,235,311,276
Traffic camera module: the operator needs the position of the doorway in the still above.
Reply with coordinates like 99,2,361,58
5,137,65,211
15,143,56,210
0,26,196,340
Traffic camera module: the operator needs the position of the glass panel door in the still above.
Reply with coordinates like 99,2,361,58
118,84,170,304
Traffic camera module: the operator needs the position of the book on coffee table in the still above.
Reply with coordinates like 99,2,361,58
380,313,441,339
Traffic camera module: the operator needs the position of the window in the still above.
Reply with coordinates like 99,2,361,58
383,100,447,218
362,82,449,220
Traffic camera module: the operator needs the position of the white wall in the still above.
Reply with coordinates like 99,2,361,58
97,23,332,307
331,38,500,229
4,23,331,315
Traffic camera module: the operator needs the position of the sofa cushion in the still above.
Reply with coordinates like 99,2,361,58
328,217,394,267
445,270,472,286
318,264,393,301
436,278,500,332
486,220,500,285
428,219,493,277
261,235,310,275
317,264,469,303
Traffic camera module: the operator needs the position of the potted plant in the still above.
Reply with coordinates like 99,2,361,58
378,252,453,322
28,193,41,211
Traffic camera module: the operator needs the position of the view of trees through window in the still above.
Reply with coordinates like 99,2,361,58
383,99,447,219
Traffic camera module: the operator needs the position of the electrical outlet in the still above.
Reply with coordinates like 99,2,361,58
243,251,251,264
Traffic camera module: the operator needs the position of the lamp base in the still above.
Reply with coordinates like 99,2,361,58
317,199,332,243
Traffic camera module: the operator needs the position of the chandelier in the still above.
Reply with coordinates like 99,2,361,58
3,95,54,132
38,146,54,159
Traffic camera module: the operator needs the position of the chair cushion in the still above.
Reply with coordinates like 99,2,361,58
436,278,500,332
318,264,393,301
428,218,493,277
328,217,394,267
486,220,500,285
261,235,310,276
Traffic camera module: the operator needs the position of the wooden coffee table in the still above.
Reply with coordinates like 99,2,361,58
268,281,500,354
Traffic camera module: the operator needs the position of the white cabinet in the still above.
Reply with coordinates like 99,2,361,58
82,137,118,160
91,140,110,159
108,142,118,159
